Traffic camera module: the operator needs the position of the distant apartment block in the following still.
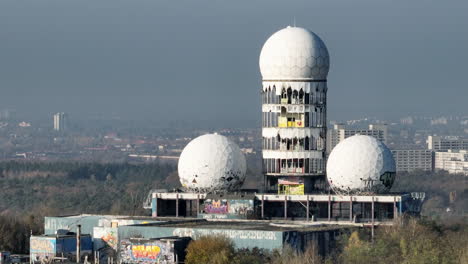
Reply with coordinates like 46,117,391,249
327,123,387,153
434,150,468,175
53,112,67,131
427,135,468,151
391,149,433,172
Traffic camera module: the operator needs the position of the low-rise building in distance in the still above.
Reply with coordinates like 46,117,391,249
427,135,468,151
434,150,468,175
327,123,387,153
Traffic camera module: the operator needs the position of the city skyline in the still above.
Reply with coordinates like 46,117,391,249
1,0,467,126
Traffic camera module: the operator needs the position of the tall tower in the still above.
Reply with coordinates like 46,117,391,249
53,112,67,131
259,27,330,194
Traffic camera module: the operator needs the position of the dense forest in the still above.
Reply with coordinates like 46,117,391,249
0,161,179,217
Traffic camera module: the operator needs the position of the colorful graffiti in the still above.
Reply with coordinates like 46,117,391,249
30,237,56,262
30,238,55,253
204,199,229,214
131,245,162,259
101,229,118,249
93,227,118,263
202,199,254,219
119,239,174,264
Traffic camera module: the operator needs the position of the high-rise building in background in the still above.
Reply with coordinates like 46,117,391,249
327,124,388,153
0,109,12,120
53,112,67,131
259,27,329,194
427,135,468,151
434,150,468,175
391,149,433,172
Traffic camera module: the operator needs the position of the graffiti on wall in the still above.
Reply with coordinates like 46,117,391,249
203,199,254,218
94,227,118,250
93,227,118,263
119,239,174,264
30,237,56,261
172,228,277,241
204,199,228,214
228,200,254,216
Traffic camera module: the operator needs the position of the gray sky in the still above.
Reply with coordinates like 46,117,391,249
0,0,467,126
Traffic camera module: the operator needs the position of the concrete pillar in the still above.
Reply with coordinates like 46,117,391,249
152,193,157,217
328,195,331,222
76,225,81,263
261,195,264,219
371,196,375,240
393,196,398,219
349,196,353,222
306,195,310,221
176,194,179,217
284,195,287,220
196,194,200,216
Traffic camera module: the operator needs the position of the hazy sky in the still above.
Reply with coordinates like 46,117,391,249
0,0,467,126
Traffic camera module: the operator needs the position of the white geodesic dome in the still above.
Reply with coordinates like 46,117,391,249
326,135,396,194
259,26,329,80
178,134,247,192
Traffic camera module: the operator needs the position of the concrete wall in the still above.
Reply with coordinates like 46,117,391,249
45,215,112,235
118,225,284,250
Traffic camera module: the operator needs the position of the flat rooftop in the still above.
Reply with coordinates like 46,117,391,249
133,219,355,232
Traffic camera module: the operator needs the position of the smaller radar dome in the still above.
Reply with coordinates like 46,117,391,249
326,135,396,194
178,134,247,192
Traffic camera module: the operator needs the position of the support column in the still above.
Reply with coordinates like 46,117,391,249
152,193,157,217
349,196,353,222
284,195,287,220
371,196,375,240
328,195,331,222
176,193,179,218
261,195,265,219
399,199,402,215
76,225,81,263
393,196,397,219
306,195,310,221
196,194,200,217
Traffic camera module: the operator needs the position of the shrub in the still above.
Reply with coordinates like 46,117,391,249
185,235,235,264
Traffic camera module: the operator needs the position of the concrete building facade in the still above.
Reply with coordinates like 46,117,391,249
53,112,67,131
391,149,433,172
434,150,468,175
327,124,388,154
427,135,468,151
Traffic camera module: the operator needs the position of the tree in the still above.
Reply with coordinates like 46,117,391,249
185,235,235,264
271,244,323,264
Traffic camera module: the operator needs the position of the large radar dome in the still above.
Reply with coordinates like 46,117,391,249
178,134,247,192
326,135,396,194
259,26,329,80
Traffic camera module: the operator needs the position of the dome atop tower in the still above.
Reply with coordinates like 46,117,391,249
326,135,396,194
259,26,330,81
